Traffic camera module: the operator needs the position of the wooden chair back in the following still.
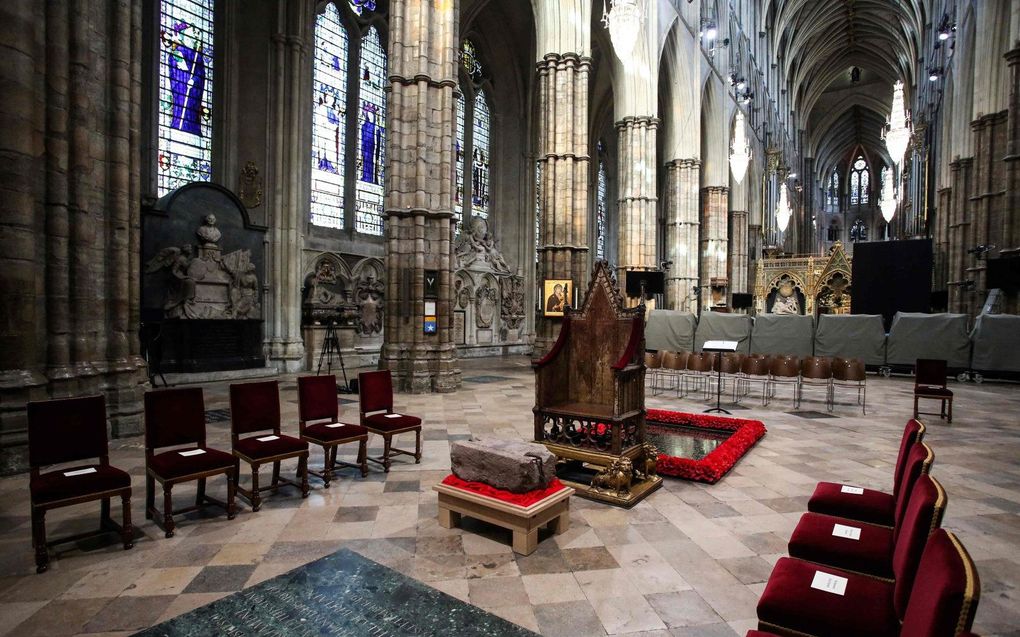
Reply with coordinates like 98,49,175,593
915,359,948,388
644,351,662,369
741,355,770,376
144,388,207,455
358,370,394,415
769,355,801,378
298,375,340,428
229,380,282,440
27,395,109,471
801,356,832,380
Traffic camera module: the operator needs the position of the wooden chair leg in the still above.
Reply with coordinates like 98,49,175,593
31,508,48,573
947,399,953,423
357,439,368,477
414,429,422,463
250,463,262,512
299,455,309,498
271,461,281,491
145,475,155,520
162,484,175,538
226,470,237,520
121,492,133,550
913,396,919,419
382,436,393,472
196,477,206,505
100,496,111,525
320,445,333,488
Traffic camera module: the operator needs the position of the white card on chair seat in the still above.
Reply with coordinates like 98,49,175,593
179,449,207,457
840,485,864,495
810,571,848,596
832,523,862,540
256,435,280,442
326,423,345,428
63,468,97,477
384,414,402,419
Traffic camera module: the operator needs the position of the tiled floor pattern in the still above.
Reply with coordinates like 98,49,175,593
0,356,1018,636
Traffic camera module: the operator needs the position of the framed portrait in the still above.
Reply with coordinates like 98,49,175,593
542,279,571,317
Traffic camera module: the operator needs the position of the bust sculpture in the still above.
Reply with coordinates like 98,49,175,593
196,214,221,245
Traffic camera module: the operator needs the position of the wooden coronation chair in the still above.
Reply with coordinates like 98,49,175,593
298,374,369,485
144,387,237,537
358,370,422,472
914,358,953,423
27,395,133,573
229,380,309,511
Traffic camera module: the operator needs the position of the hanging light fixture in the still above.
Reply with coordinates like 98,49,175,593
729,111,751,183
601,0,642,62
883,81,911,167
776,182,792,232
880,166,897,222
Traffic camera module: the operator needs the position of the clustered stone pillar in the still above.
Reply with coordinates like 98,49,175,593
728,210,749,299
616,116,659,299
1005,47,1020,256
535,53,591,352
663,159,701,310
969,112,1009,302
700,186,730,308
947,158,974,313
0,0,146,473
380,0,461,393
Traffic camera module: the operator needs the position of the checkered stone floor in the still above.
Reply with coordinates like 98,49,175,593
0,357,1018,636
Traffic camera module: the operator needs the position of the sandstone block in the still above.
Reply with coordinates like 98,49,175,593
451,438,557,493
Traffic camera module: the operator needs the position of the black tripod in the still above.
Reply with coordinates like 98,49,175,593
316,320,353,393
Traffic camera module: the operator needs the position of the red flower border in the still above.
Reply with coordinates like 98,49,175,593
646,409,766,484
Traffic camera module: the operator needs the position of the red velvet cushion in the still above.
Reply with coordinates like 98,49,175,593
746,632,784,637
890,474,944,618
149,447,235,480
788,512,894,579
364,412,421,432
230,380,281,436
30,464,130,504
302,422,368,443
807,482,896,526
892,443,934,533
28,395,108,467
757,557,899,637
234,434,307,461
358,370,393,414
893,419,924,497
298,375,340,423
901,530,980,637
916,387,953,397
145,387,206,450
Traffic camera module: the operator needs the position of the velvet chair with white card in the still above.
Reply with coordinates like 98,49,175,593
358,370,422,472
298,375,368,486
756,528,980,637
788,471,945,581
807,419,926,525
144,387,237,537
27,395,133,573
229,380,309,511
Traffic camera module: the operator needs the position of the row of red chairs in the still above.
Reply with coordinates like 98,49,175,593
647,351,867,413
26,370,421,573
749,419,982,637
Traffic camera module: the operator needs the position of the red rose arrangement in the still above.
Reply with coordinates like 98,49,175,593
646,409,766,484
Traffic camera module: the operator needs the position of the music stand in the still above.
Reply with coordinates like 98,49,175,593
702,340,738,414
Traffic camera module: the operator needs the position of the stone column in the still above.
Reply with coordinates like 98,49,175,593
799,158,815,253
947,158,973,313
616,116,659,298
728,210,749,299
1005,47,1020,252
700,186,729,308
663,159,700,310
380,0,461,393
535,52,592,352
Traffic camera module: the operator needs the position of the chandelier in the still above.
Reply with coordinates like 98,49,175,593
776,182,792,232
601,0,642,61
880,167,897,222
729,112,751,183
883,81,911,167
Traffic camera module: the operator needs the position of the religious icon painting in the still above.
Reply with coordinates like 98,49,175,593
543,279,571,317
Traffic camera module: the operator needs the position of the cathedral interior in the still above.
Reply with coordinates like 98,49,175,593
0,0,1019,635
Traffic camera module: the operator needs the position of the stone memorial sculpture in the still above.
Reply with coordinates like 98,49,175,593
454,218,510,273
450,439,557,493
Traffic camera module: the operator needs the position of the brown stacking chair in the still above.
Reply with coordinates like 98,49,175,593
644,351,663,392
798,356,833,410
145,387,237,538
832,357,867,414
711,352,745,402
358,370,422,471
298,374,369,486
684,352,716,399
229,380,309,511
27,395,133,573
914,359,953,423
767,355,801,406
737,354,771,405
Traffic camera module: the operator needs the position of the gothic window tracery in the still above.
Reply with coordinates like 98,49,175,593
849,156,869,205
595,151,608,261
310,3,348,229
454,39,492,236
850,218,868,242
827,169,839,208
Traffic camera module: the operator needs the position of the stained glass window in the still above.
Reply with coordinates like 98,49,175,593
850,156,869,206
157,0,214,196
454,92,466,229
355,26,387,236
535,161,541,264
471,90,491,220
310,4,348,229
595,158,608,260
827,170,839,208
454,40,492,236
348,0,376,16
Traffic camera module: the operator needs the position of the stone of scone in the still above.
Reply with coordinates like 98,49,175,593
450,438,558,493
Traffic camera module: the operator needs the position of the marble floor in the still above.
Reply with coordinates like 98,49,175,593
0,357,1018,637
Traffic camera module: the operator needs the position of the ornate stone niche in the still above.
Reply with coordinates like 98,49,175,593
141,183,267,373
754,242,853,316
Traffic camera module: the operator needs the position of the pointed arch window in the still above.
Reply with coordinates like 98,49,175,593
850,218,868,242
849,156,869,205
157,0,215,196
310,3,348,229
827,169,839,208
453,39,492,235
595,153,608,261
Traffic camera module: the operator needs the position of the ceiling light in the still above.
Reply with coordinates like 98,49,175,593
703,24,717,41
601,0,643,62
729,111,751,183
880,167,897,223
928,68,940,81
883,81,911,166
776,183,792,233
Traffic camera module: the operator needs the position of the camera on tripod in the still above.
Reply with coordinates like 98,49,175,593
316,313,356,394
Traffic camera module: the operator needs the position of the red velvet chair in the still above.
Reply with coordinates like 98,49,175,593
298,375,369,486
27,395,133,573
358,370,422,472
757,528,980,637
788,473,946,580
229,380,309,511
807,419,926,526
914,359,953,423
144,388,237,537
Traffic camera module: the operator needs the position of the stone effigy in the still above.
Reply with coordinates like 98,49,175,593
450,439,557,493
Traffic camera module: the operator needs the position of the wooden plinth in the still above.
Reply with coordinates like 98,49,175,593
433,482,574,555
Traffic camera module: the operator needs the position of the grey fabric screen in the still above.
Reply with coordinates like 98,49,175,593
750,314,815,356
693,312,752,354
645,310,697,352
813,314,886,366
886,312,971,369
971,314,1020,372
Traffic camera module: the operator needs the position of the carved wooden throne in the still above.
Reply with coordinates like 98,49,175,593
532,261,662,507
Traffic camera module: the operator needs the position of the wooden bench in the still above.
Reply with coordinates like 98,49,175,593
433,482,574,555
